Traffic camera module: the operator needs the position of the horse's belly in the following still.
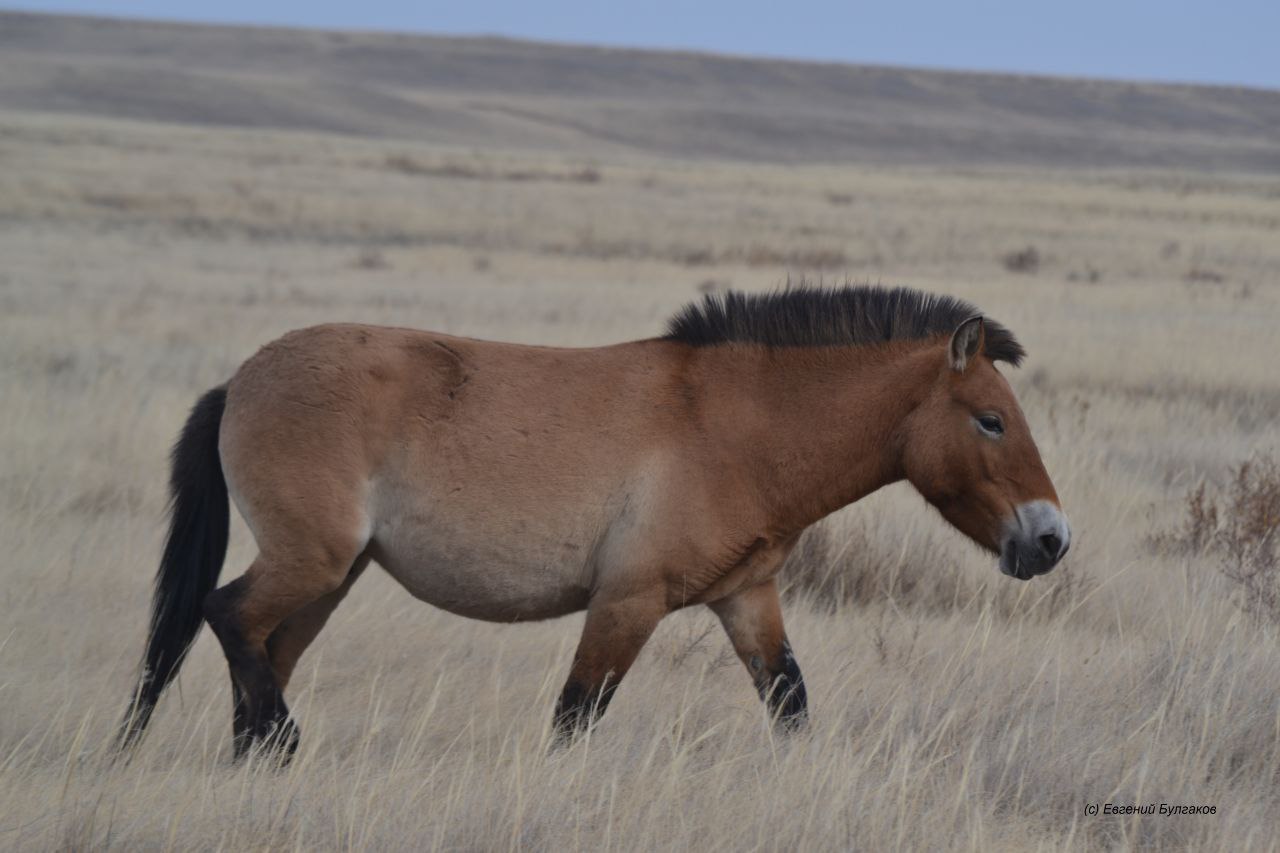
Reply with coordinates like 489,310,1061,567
368,523,593,622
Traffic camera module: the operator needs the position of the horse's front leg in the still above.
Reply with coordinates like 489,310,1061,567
708,578,808,730
552,591,667,746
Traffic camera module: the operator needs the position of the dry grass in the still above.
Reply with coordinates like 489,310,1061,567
1,109,1280,850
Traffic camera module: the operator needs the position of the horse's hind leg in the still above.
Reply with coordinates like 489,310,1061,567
266,556,369,691
204,543,360,760
708,579,808,731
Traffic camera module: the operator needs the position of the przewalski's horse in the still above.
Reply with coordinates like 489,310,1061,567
118,285,1070,759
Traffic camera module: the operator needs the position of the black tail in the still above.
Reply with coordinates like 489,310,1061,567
117,387,230,752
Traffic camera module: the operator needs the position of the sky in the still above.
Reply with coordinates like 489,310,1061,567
7,1,1279,90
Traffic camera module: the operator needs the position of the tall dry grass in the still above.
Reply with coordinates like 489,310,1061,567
1,110,1278,850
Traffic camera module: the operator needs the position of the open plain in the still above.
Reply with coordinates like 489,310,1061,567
1,12,1280,851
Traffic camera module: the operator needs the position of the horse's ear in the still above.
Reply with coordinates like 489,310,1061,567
948,315,985,372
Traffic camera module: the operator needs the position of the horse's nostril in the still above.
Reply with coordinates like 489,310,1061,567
1038,532,1062,559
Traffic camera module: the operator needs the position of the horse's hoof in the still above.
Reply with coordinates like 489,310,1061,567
263,718,301,764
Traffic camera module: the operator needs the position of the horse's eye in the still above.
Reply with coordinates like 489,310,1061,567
977,414,1005,436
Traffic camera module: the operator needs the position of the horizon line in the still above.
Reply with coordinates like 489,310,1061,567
4,6,1278,95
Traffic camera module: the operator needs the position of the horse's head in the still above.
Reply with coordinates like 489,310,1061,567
901,316,1069,580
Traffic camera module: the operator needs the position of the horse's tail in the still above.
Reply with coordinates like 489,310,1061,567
117,386,230,753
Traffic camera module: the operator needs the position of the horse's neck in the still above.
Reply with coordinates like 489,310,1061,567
695,341,936,533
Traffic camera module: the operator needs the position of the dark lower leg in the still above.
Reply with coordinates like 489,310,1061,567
204,575,299,760
552,593,667,745
763,636,808,730
552,677,622,743
230,676,249,749
709,579,808,730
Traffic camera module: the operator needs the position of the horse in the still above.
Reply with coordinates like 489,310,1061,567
117,285,1070,760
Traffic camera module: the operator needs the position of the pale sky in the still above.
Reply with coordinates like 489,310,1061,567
7,0,1279,90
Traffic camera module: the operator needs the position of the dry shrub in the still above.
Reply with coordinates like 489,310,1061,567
677,247,716,266
353,248,389,270
547,240,847,269
1066,264,1102,283
781,516,1093,621
1150,482,1218,554
1155,456,1280,623
81,191,141,210
1001,245,1040,273
1185,266,1226,283
743,245,848,269
568,166,602,184
780,518,953,612
384,155,481,178
382,155,602,184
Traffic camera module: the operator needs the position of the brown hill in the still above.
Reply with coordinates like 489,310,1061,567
1,10,1277,170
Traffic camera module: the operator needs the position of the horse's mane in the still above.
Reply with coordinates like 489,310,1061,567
663,284,1026,366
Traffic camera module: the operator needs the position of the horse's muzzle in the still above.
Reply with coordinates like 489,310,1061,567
999,500,1071,581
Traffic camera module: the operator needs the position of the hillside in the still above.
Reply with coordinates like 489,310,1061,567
1,10,1278,171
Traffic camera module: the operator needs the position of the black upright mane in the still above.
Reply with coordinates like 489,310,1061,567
663,284,1025,366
